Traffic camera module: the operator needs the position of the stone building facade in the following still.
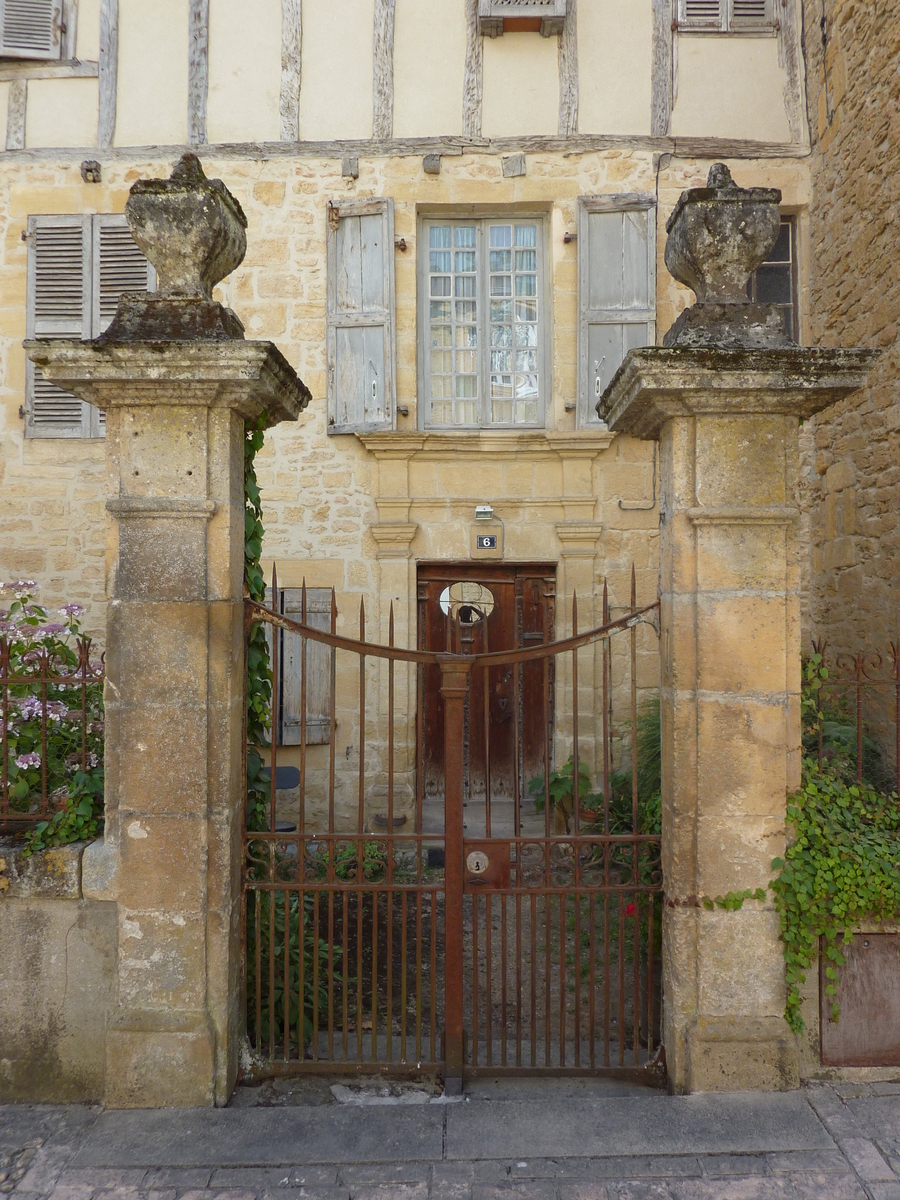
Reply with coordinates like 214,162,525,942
801,0,900,653
0,0,810,785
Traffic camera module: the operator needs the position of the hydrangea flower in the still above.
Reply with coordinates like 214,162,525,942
15,751,41,769
59,604,85,617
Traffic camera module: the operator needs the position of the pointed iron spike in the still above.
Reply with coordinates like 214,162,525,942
271,563,278,611
301,576,307,620
602,577,609,624
389,600,395,646
631,562,636,608
360,596,366,638
572,590,578,637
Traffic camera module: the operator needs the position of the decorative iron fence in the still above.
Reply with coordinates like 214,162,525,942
808,639,900,795
242,566,663,1089
0,633,104,832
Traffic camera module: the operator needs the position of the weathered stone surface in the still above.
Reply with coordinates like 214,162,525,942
664,164,781,306
0,839,84,900
125,153,248,301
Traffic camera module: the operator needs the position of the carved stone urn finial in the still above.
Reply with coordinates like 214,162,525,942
663,163,788,349
125,152,248,300
102,153,249,341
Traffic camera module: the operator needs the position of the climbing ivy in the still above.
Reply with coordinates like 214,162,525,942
770,654,900,1034
244,416,272,832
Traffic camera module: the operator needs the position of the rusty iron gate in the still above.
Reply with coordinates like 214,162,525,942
242,567,663,1090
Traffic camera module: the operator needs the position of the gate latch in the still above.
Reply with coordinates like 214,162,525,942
463,840,511,890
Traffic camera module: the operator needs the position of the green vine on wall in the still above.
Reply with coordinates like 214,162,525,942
244,416,272,832
769,653,900,1034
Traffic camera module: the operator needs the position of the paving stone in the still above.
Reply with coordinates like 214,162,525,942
699,1155,769,1177
288,1172,342,1190
805,1091,863,1140
46,1188,99,1200
339,1164,431,1184
18,1146,78,1193
590,1161,701,1181
430,1166,475,1185
866,1185,900,1200
765,1151,851,1173
346,1185,428,1200
871,1086,900,1097
787,1171,867,1199
471,1185,558,1200
671,1180,795,1199
837,1138,896,1181
472,1168,515,1184
429,1185,472,1200
209,1172,290,1189
141,1172,214,1189
178,1191,257,1200
557,1186,611,1200
509,1162,594,1179
263,1190,349,1200
609,1185,674,1200
58,1173,150,1189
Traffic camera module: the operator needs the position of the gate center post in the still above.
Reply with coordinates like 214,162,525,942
439,653,472,1095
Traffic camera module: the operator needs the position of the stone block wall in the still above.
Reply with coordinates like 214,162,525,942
802,0,900,657
0,840,116,1102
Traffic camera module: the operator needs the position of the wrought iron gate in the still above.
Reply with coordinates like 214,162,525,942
242,567,663,1089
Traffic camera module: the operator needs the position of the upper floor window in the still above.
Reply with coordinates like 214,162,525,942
26,214,154,438
677,0,775,32
420,216,547,430
1,0,65,60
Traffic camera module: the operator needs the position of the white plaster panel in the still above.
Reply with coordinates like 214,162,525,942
207,0,281,143
578,0,652,135
115,0,189,147
482,30,558,138
26,78,99,148
393,0,465,137
76,0,101,61
670,36,792,142
299,0,374,141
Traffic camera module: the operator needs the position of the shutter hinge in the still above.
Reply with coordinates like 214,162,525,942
18,405,25,419
327,202,340,232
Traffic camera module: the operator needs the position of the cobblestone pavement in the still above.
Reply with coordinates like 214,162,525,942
1,1082,899,1200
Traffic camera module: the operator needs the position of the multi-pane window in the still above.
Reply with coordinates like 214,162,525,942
747,218,798,342
423,218,544,429
678,0,775,31
26,214,154,438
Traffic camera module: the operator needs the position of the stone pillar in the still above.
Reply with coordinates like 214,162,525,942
26,156,309,1107
601,166,875,1093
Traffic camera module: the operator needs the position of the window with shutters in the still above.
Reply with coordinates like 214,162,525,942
0,0,65,60
418,214,548,430
677,0,775,32
577,195,656,428
266,589,334,747
326,198,396,435
26,213,154,439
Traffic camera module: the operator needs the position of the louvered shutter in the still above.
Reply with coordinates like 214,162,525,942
26,215,90,438
577,197,656,427
280,589,334,746
326,198,395,435
730,0,773,28
90,215,155,434
679,0,725,28
0,0,64,59
92,215,155,336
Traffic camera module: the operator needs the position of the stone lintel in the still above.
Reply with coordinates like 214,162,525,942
600,347,879,438
24,339,311,428
358,429,615,459
686,505,798,526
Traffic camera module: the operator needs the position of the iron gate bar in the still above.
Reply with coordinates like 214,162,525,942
242,566,662,1087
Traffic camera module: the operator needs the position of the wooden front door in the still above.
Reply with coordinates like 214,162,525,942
417,563,555,836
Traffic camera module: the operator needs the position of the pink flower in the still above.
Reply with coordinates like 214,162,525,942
624,902,636,917
15,751,41,769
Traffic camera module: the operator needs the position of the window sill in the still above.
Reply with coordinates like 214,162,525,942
357,429,615,457
675,27,777,36
0,59,99,81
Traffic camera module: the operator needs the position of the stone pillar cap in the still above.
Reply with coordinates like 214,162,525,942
24,338,311,428
599,346,880,439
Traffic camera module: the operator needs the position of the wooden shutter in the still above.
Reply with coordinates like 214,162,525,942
26,214,90,438
89,214,155,434
326,198,396,435
577,196,656,428
280,588,334,746
730,0,773,28
92,214,155,336
0,0,64,59
679,0,725,28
